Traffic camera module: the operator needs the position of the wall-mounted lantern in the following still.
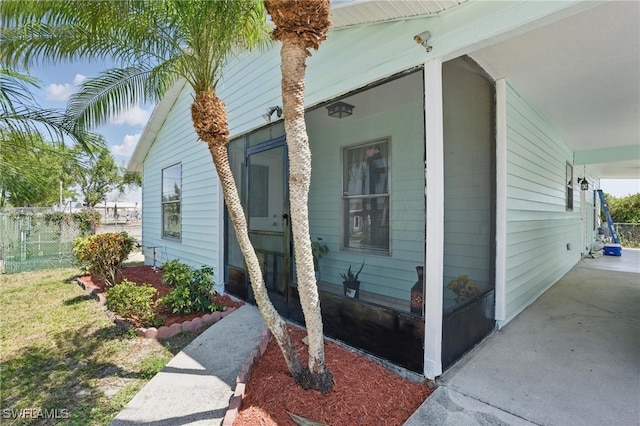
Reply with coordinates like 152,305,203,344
326,101,354,119
578,177,589,191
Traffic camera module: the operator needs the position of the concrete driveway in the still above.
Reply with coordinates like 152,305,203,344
406,249,639,425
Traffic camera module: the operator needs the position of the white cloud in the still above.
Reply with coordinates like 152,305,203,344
112,133,140,157
44,74,86,101
111,105,152,126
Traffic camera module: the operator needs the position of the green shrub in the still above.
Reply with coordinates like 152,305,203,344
72,210,102,235
160,262,219,314
43,210,101,236
73,232,136,286
161,259,193,286
106,279,160,327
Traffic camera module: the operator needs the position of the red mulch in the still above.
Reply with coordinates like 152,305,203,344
234,325,432,426
76,265,243,326
79,266,432,424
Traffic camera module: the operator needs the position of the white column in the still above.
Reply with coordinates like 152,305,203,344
423,58,444,380
495,79,508,325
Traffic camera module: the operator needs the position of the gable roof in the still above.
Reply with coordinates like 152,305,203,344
128,79,186,173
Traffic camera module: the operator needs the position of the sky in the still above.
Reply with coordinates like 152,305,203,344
32,60,151,204
31,62,638,205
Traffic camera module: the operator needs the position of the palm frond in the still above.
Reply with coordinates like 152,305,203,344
65,64,180,130
0,69,39,113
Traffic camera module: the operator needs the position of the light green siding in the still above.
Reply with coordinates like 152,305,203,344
502,82,582,324
305,71,425,301
141,87,223,282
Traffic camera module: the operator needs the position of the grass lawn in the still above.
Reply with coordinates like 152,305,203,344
0,267,203,425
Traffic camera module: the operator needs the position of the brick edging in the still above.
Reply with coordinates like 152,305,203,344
222,327,273,426
72,276,236,339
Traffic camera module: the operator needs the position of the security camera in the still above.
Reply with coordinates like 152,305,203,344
414,31,432,52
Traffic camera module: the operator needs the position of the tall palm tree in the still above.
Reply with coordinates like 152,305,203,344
264,0,333,392
1,0,329,391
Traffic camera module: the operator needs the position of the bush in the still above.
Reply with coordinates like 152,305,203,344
43,210,101,236
73,232,136,286
161,259,193,286
72,235,92,272
106,279,160,327
160,262,220,314
73,210,102,235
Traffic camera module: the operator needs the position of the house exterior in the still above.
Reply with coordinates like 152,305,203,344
128,0,639,379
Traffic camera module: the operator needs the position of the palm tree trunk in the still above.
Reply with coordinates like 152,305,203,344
192,90,303,381
280,41,333,393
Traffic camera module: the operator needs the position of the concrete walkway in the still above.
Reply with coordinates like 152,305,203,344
110,304,266,426
112,250,638,425
405,248,640,426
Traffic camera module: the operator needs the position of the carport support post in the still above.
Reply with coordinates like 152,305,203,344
423,58,444,380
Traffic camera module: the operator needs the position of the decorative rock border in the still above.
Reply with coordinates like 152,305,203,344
72,276,236,339
222,327,273,426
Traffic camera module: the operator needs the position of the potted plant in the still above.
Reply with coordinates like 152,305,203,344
311,237,329,271
340,260,365,298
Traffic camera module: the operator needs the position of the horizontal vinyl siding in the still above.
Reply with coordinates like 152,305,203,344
306,72,425,301
141,88,223,282
502,82,581,324
218,18,441,138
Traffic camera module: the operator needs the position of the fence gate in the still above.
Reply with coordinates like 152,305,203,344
0,212,82,273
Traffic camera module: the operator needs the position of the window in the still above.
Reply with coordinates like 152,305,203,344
162,163,181,239
566,163,573,211
342,140,390,253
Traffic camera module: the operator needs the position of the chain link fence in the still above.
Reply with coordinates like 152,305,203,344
615,223,640,248
0,210,83,273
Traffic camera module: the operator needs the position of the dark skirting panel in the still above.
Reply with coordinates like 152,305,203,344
441,290,495,369
288,285,425,373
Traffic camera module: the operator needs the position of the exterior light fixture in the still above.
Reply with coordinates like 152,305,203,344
263,106,282,122
578,177,589,191
326,101,354,119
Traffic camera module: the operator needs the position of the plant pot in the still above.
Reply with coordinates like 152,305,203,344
343,280,360,298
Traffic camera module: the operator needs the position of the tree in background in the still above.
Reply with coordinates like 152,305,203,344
605,193,640,224
603,192,640,248
0,131,76,207
71,144,141,208
0,70,100,208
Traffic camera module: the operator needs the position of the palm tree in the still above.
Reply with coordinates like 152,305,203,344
1,0,328,390
264,0,333,392
0,69,100,207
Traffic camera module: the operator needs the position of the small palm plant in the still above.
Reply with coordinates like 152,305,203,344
340,260,365,298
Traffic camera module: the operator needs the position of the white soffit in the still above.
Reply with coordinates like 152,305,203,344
470,1,639,178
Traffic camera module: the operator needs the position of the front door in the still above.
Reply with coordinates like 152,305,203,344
245,141,292,315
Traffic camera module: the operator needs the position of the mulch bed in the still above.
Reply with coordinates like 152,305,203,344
234,325,432,426
78,265,432,424
76,265,243,327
